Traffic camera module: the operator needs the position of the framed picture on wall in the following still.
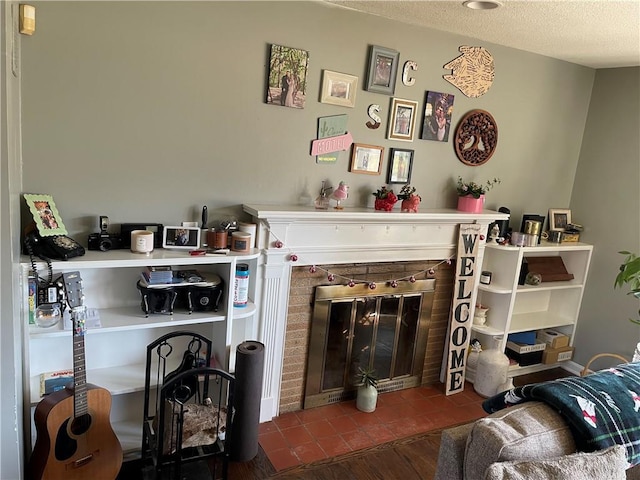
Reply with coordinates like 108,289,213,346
320,70,358,108
266,43,309,109
548,209,572,231
387,98,418,142
366,45,399,95
387,148,414,184
421,91,455,142
349,144,384,175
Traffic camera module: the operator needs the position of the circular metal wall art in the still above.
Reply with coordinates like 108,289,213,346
454,109,498,166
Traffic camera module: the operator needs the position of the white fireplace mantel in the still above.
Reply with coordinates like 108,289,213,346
243,205,509,421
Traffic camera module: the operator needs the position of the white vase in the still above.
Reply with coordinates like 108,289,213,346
356,385,378,413
474,348,510,398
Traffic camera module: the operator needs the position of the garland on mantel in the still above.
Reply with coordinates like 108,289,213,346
260,220,471,289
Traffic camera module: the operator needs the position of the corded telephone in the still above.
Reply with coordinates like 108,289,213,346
24,229,85,261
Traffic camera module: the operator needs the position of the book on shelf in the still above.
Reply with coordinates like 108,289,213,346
28,275,36,325
142,266,173,283
138,269,220,288
506,340,547,354
40,369,74,396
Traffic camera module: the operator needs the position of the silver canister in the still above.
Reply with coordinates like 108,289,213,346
525,234,539,247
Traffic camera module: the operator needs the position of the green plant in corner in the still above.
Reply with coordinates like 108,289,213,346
614,250,640,324
456,176,501,198
356,366,378,389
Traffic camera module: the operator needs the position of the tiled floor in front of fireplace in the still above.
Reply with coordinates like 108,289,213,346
257,382,487,472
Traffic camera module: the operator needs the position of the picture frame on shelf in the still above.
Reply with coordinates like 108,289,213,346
350,143,384,175
320,70,358,108
548,209,572,231
23,193,68,236
366,45,399,95
162,226,200,250
387,148,414,184
387,98,419,142
520,214,546,233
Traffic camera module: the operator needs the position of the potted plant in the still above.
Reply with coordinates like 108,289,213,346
372,186,398,211
456,176,501,213
398,184,421,213
615,251,640,360
355,366,378,412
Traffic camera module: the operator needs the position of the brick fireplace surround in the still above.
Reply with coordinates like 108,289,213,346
243,205,508,422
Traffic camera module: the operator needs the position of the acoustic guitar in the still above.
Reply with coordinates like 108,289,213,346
28,271,123,480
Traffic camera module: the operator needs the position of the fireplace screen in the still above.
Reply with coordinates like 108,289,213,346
304,279,435,409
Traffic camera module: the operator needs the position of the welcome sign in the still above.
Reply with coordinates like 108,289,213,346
444,224,482,395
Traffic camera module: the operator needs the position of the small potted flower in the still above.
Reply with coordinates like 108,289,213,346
456,176,501,213
398,184,421,213
372,186,398,211
355,366,378,413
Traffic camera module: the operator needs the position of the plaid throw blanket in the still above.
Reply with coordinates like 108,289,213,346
483,362,640,467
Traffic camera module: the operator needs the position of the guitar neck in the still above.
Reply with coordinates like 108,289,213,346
61,271,89,419
71,306,89,417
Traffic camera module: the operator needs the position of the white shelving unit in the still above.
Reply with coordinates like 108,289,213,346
472,241,593,376
20,249,260,458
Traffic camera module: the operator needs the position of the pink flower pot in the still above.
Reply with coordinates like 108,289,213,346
457,194,485,213
401,196,421,213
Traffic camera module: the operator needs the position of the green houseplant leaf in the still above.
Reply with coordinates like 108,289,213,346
614,251,640,324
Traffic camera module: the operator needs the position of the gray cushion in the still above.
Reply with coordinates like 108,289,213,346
484,445,627,480
464,401,576,480
434,423,474,480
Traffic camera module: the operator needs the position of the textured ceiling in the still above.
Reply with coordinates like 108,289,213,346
323,0,640,69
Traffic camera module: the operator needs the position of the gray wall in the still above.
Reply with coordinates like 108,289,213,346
4,1,638,477
20,1,594,236
571,67,640,364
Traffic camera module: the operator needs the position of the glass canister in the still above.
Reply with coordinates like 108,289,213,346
233,263,250,308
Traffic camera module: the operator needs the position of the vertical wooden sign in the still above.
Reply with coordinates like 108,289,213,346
444,224,482,395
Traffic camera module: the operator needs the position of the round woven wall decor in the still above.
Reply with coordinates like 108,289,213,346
454,109,498,166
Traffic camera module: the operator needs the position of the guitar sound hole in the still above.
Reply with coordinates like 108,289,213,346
55,418,77,461
70,413,92,436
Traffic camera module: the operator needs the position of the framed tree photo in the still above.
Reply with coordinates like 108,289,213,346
366,45,399,95
320,70,358,108
387,148,414,184
387,98,418,142
266,43,309,109
350,144,384,175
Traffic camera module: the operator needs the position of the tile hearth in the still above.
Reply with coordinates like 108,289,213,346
258,382,486,472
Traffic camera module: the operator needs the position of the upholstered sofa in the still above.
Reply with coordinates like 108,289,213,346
434,400,639,480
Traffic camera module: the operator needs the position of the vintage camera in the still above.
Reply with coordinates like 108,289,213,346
88,216,123,251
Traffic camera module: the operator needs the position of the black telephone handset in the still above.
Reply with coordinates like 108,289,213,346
24,229,85,261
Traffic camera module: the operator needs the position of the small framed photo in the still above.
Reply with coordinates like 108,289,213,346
388,97,419,142
162,226,200,250
24,193,68,236
548,209,572,231
366,45,399,95
387,149,414,184
320,70,358,108
350,143,384,175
